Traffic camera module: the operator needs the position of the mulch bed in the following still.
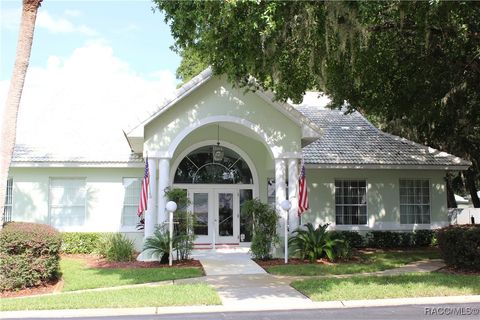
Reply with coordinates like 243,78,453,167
0,278,63,298
438,266,480,276
62,254,203,269
255,258,336,267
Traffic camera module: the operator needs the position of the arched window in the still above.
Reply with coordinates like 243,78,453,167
174,145,253,184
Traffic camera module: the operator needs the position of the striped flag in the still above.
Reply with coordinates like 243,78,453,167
137,157,150,216
298,162,309,215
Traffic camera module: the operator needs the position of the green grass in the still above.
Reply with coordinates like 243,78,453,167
0,284,221,311
61,258,203,291
267,249,440,276
291,272,480,301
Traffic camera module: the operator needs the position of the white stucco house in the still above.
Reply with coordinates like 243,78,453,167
5,68,471,251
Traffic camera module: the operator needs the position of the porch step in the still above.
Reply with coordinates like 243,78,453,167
193,243,250,253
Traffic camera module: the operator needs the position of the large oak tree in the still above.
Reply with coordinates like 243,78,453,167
155,0,480,207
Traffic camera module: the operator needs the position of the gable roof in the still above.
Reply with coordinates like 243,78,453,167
124,67,322,141
298,106,471,170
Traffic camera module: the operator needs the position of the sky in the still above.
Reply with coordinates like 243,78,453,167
0,0,181,152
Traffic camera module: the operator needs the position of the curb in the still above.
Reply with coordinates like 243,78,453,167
2,295,480,318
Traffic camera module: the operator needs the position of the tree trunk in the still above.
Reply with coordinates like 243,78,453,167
0,0,42,227
445,173,457,208
465,168,480,208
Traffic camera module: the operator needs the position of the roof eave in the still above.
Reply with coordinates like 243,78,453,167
304,163,471,170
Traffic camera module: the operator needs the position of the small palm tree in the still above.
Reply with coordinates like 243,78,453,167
289,223,345,262
142,226,177,264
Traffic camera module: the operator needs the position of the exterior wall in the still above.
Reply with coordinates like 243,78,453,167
144,77,303,157
9,167,145,249
302,168,448,231
171,124,274,202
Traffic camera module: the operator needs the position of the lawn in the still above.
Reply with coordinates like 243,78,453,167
266,249,440,276
291,272,480,301
61,258,204,291
0,284,221,311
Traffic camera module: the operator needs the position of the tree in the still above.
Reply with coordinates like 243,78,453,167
1,0,43,225
155,0,480,206
176,47,208,85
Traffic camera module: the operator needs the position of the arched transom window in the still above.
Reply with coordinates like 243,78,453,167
174,145,253,184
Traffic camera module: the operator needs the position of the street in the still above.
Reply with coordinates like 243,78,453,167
5,303,480,320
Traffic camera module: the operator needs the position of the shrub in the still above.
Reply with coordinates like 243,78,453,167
366,231,402,248
413,230,436,247
243,199,279,260
97,233,134,262
437,225,480,271
142,226,174,264
289,223,347,262
61,232,104,254
330,231,364,248
0,222,62,291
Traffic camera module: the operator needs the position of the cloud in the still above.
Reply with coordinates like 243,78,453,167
0,43,177,155
37,10,97,36
0,7,21,30
64,9,82,17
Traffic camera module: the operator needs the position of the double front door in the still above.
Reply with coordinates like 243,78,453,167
190,188,238,244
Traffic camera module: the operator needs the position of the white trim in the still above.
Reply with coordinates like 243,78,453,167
305,163,470,170
11,161,145,168
163,115,278,158
275,152,303,159
170,140,259,198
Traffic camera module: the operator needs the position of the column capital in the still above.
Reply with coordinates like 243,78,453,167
143,150,173,159
274,152,302,159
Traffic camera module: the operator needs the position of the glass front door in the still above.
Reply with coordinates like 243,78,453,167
215,190,238,244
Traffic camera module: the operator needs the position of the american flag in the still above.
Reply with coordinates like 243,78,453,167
298,162,309,215
137,157,150,217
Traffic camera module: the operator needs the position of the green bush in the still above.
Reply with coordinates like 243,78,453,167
330,231,364,248
366,230,436,248
413,230,436,247
366,231,401,248
243,199,279,260
289,223,347,262
97,233,134,262
0,222,62,291
61,232,104,254
437,225,480,271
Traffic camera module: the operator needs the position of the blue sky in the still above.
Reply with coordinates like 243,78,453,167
1,0,181,81
0,0,182,149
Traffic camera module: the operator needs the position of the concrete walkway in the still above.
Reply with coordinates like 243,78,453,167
191,248,266,276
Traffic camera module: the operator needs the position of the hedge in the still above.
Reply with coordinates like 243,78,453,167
61,232,106,254
437,225,480,271
0,222,62,291
366,230,436,248
330,231,365,248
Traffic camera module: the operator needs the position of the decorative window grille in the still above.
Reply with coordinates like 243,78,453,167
335,180,368,225
122,178,142,227
49,178,86,227
400,179,430,224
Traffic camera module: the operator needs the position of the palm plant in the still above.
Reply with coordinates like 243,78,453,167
142,226,177,264
289,223,346,262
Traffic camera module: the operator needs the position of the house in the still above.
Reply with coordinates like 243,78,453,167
5,68,471,256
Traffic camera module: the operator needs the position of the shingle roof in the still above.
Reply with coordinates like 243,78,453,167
298,106,471,169
12,144,144,166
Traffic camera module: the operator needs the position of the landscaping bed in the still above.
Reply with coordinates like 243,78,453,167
65,254,203,269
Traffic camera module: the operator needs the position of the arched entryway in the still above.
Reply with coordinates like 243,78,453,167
172,141,257,247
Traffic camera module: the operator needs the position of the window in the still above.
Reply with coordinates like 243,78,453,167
400,179,430,224
122,178,142,227
3,178,13,222
335,180,367,225
49,178,86,227
174,145,253,184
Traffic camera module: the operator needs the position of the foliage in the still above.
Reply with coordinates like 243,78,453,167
329,230,365,248
242,199,279,260
60,258,202,291
0,284,221,311
165,188,196,260
292,273,480,302
289,223,346,262
154,0,480,205
97,233,134,262
366,230,436,248
176,47,209,85
61,232,105,254
437,225,480,271
0,222,62,291
142,226,174,264
267,249,440,276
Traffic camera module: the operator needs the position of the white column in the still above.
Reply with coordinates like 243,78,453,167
144,158,157,239
157,158,170,226
275,158,287,249
288,158,299,232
